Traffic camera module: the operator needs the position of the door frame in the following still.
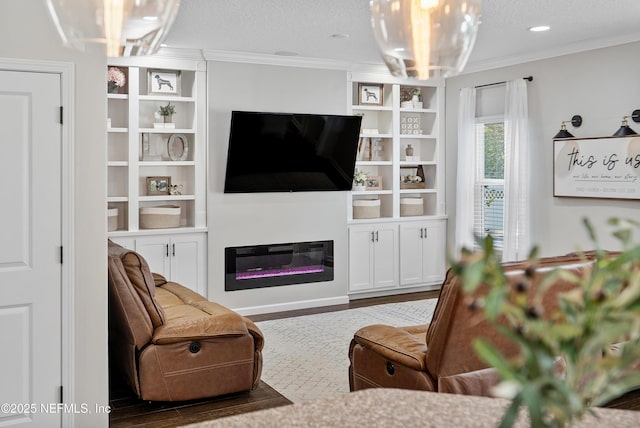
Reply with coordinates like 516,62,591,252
0,58,75,427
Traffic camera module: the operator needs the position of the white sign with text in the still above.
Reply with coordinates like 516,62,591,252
554,136,640,199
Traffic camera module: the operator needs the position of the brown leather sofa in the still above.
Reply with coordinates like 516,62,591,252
108,240,264,401
349,254,595,396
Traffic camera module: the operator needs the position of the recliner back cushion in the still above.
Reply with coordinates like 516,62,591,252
108,241,166,328
425,256,592,378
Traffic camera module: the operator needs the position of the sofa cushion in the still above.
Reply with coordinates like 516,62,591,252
152,283,250,344
108,240,166,328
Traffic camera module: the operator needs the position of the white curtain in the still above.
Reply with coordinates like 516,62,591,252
502,79,530,261
454,87,477,254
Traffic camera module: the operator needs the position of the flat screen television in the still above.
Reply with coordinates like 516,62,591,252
223,111,362,193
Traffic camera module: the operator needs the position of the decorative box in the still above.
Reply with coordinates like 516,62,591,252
108,207,118,232
400,198,424,216
140,205,181,229
353,199,381,219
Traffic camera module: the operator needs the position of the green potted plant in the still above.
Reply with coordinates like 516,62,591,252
452,217,640,428
352,169,368,191
159,102,176,123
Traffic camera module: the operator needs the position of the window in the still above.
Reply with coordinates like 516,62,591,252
475,117,505,251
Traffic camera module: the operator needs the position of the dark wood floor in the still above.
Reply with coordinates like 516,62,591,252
109,290,640,426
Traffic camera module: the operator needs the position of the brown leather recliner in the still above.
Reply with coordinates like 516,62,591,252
108,240,264,401
349,254,595,396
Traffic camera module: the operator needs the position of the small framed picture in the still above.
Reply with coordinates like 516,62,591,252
148,69,181,96
146,176,171,195
358,83,384,106
366,176,382,190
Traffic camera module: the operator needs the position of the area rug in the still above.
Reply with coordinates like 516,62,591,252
255,299,438,403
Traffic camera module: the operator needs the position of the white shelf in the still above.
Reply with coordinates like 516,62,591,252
139,161,195,167
348,79,445,222
108,127,128,133
139,95,195,102
352,105,393,111
108,196,128,202
139,128,195,134
139,195,196,202
106,61,207,234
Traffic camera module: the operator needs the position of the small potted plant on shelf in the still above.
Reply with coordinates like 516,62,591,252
352,169,368,191
159,102,176,124
107,67,126,94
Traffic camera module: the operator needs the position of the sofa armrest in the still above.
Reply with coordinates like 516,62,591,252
352,324,429,371
152,312,249,345
243,317,264,352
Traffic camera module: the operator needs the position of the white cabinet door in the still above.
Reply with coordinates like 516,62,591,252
134,235,172,279
170,233,207,296
421,221,446,284
399,222,425,286
400,220,446,286
348,226,375,292
348,224,398,292
132,233,207,296
372,224,399,289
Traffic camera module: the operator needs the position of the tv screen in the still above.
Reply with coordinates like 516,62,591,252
224,111,362,193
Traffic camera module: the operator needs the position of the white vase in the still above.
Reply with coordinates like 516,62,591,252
353,184,366,191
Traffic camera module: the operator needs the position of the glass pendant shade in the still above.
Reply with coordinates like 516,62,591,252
369,0,482,80
46,0,181,57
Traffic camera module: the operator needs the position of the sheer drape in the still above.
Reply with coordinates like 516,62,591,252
502,79,530,261
454,87,477,253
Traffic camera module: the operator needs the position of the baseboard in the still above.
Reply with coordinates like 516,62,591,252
348,284,441,300
234,296,350,316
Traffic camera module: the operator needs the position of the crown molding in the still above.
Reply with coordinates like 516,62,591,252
463,32,640,74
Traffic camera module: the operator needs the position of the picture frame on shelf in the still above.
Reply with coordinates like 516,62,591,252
146,176,171,195
168,134,189,161
366,176,382,191
148,69,181,96
358,83,383,106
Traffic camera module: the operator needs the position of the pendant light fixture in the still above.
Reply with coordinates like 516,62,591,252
369,0,483,80
46,0,181,57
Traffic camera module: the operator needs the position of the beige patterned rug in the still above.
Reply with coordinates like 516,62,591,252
255,299,438,403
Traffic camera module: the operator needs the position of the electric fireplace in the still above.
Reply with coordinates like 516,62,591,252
225,240,334,291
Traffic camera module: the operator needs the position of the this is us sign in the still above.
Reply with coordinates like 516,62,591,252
554,136,640,199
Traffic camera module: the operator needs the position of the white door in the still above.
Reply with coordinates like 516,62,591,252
170,233,207,296
134,236,171,279
372,224,398,289
0,70,62,427
422,221,446,284
348,226,375,292
399,222,425,286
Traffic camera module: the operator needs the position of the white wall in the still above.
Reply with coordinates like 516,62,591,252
445,41,640,258
207,61,351,312
0,1,108,426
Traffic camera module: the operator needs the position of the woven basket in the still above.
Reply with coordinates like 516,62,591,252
140,205,181,229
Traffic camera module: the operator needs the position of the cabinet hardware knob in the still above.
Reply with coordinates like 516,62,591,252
420,228,423,239
371,231,375,242
172,243,176,257
165,244,169,257
375,231,379,242
424,228,428,239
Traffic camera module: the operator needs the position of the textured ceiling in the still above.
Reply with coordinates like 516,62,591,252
164,0,640,71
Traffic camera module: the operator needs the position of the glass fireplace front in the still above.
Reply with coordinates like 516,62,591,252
225,240,334,291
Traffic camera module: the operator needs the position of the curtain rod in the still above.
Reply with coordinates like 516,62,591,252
475,76,533,89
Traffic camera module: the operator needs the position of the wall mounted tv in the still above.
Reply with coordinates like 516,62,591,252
223,111,362,193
